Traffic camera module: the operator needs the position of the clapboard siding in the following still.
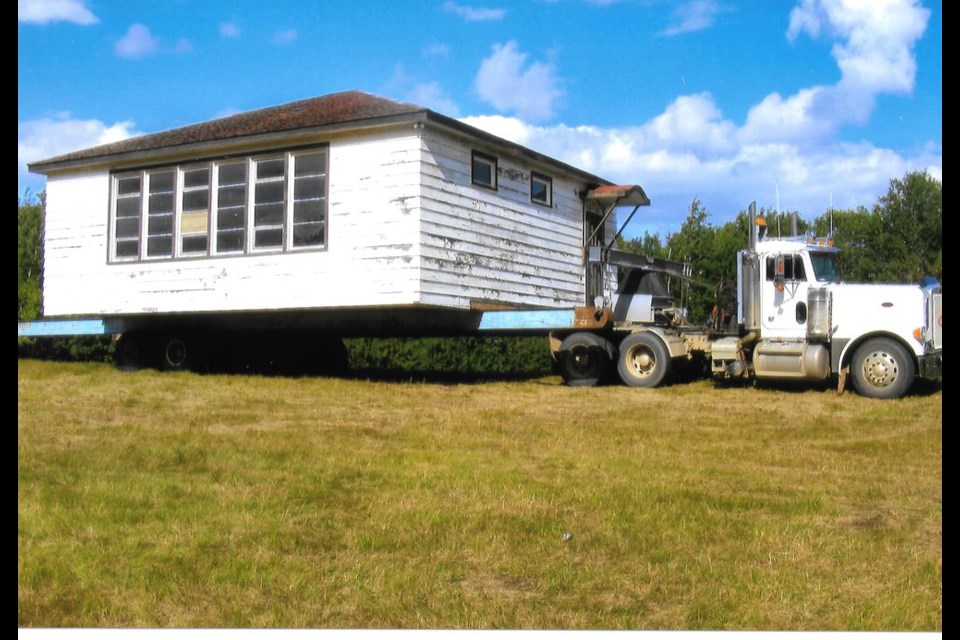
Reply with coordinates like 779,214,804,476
42,129,423,317
417,129,586,308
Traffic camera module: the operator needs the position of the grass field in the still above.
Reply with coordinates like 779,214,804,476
17,359,942,630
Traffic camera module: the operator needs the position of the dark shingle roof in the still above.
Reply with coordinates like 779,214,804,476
29,91,426,171
28,89,610,187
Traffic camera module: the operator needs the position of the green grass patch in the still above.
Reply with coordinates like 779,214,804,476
18,359,941,629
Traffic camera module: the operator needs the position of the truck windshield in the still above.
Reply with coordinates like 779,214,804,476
810,252,841,282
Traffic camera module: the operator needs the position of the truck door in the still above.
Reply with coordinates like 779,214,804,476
760,253,810,339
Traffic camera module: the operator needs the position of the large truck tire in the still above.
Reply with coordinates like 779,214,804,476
617,331,671,388
850,337,915,399
557,332,614,387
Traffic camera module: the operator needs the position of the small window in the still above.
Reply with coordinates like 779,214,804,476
531,172,552,206
766,254,807,282
471,151,497,189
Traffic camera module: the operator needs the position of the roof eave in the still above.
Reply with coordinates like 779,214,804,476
28,110,430,175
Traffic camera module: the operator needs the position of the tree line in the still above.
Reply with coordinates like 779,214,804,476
17,171,941,372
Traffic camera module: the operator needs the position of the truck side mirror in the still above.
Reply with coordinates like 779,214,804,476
774,255,786,292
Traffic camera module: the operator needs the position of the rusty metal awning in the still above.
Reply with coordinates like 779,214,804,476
582,184,651,207
582,184,651,249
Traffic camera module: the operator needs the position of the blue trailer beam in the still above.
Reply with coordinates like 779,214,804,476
18,318,126,337
477,309,576,332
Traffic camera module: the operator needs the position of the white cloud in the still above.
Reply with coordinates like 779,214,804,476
475,41,563,122
18,0,98,25
463,109,940,236
757,0,931,143
19,114,139,180
660,0,722,36
442,1,506,21
272,29,298,46
219,22,241,38
115,23,160,59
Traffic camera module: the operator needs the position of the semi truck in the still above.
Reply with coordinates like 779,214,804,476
19,199,942,399
545,202,942,399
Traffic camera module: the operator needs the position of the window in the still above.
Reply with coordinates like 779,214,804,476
146,171,175,258
110,146,328,262
291,151,327,248
471,150,497,189
113,175,142,259
766,254,807,281
253,156,285,250
530,172,552,206
215,162,247,254
180,166,210,255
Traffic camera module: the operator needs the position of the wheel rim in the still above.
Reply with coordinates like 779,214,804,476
860,349,899,388
569,346,598,376
626,345,657,378
165,339,188,368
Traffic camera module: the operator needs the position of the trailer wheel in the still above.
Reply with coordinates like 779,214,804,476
114,332,146,371
557,332,613,387
160,335,192,371
850,337,915,399
617,332,671,388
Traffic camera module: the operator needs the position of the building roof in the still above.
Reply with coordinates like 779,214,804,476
28,90,610,187
29,91,425,171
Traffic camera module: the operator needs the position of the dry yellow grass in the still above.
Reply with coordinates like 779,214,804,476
18,359,941,629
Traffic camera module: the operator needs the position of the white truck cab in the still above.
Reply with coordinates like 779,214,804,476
732,217,943,398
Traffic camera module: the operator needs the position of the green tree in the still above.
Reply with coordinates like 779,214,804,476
18,193,43,321
814,171,941,284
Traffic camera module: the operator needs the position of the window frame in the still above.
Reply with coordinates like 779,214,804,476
109,146,329,263
530,171,553,206
471,150,498,190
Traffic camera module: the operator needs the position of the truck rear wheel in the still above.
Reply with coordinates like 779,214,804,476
557,332,613,387
617,332,671,388
850,337,915,399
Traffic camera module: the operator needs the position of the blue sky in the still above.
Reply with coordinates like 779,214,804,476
19,0,941,239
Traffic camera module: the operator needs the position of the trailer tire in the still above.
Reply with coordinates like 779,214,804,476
557,332,613,387
115,332,147,371
159,335,192,372
617,331,671,388
850,337,915,399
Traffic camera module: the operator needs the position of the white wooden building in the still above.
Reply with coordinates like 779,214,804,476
29,91,638,332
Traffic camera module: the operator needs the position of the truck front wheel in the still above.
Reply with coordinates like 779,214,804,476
617,332,671,388
850,337,915,399
557,332,613,387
